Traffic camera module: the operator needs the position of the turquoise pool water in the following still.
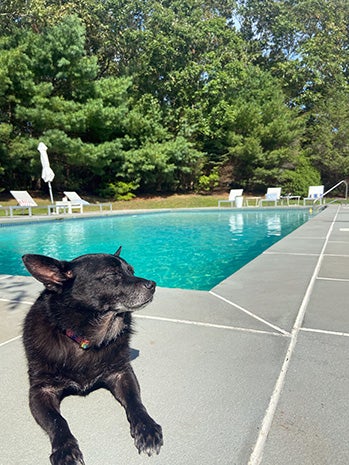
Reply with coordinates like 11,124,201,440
0,209,314,290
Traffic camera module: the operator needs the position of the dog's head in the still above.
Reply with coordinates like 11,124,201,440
22,247,156,313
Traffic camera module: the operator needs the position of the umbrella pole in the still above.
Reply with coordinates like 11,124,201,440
48,182,54,204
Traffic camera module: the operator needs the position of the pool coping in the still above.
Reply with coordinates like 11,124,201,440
1,204,349,465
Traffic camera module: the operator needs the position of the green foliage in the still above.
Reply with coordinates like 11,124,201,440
0,0,348,195
196,167,220,193
120,137,204,192
99,181,138,201
238,0,349,190
305,87,349,186
279,156,321,197
221,67,304,191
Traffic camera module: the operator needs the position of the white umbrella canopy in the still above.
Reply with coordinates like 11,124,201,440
37,142,55,203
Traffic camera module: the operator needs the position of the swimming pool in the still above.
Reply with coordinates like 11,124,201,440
0,209,314,290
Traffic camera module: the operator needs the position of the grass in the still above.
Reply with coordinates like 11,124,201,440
109,193,225,209
0,193,228,216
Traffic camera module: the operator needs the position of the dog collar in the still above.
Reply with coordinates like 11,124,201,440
65,329,91,350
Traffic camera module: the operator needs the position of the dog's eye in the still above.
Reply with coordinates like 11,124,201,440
103,271,122,280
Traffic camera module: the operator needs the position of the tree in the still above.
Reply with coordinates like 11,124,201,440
238,0,349,188
3,0,346,195
221,66,307,192
0,13,204,193
306,87,349,187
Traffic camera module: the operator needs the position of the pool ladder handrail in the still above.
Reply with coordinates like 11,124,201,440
313,179,348,207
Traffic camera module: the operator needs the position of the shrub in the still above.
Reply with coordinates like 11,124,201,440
280,156,322,197
99,181,138,200
196,167,220,192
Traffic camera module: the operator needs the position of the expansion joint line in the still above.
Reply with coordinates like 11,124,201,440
0,297,34,305
300,327,349,338
209,291,290,336
247,205,340,465
134,314,284,337
0,335,22,348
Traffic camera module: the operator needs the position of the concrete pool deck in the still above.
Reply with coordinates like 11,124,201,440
0,205,348,465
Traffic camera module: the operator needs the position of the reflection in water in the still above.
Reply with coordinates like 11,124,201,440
230,212,282,237
267,215,282,236
229,213,244,233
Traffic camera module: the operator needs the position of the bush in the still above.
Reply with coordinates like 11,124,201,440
280,156,322,196
98,181,138,200
196,167,220,192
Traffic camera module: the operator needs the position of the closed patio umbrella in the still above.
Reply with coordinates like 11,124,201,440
37,142,55,203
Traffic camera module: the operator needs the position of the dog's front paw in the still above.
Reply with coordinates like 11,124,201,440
50,439,85,465
131,416,163,456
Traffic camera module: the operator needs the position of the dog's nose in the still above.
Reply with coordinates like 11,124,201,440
144,280,156,291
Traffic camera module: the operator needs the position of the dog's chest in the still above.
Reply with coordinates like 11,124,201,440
91,312,126,347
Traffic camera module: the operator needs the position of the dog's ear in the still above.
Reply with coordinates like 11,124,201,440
114,246,122,257
22,254,73,291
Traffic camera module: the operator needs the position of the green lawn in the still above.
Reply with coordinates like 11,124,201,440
0,193,227,216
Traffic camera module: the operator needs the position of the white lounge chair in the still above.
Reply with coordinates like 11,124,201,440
259,187,282,206
64,191,90,205
218,189,244,207
303,185,324,205
53,191,90,214
57,191,112,214
9,190,42,216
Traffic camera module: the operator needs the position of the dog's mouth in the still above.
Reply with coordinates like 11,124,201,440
133,296,153,310
109,294,154,313
129,294,154,310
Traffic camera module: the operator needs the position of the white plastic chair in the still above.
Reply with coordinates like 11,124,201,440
218,189,244,207
259,187,282,206
63,191,90,205
54,191,90,214
9,190,38,216
303,186,324,205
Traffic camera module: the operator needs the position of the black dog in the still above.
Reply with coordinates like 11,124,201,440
22,248,163,465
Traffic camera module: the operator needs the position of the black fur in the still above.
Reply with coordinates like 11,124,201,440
22,248,163,465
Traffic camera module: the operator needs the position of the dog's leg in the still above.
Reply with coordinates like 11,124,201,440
105,366,163,456
29,386,85,465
